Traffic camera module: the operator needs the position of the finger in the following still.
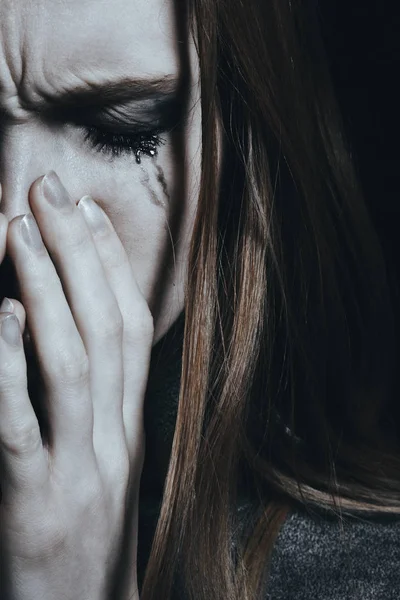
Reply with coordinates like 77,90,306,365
6,211,94,463
27,173,125,462
0,311,48,498
0,297,27,334
77,195,153,459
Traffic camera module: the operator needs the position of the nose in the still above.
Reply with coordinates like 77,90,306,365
0,121,73,222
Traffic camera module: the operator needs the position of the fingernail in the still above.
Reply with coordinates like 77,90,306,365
0,297,14,313
42,171,73,212
1,314,21,346
20,213,45,251
77,196,111,235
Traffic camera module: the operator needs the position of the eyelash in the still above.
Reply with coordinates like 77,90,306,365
82,126,165,164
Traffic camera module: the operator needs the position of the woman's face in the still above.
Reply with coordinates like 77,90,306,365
0,0,201,343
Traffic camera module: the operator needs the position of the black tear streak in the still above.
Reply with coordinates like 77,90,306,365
156,165,170,203
140,164,169,208
143,182,163,207
140,166,163,207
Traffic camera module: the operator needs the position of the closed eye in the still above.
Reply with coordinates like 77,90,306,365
82,126,165,163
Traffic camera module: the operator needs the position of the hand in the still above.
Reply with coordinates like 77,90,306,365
0,172,153,600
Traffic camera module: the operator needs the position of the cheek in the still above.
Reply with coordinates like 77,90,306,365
73,152,184,307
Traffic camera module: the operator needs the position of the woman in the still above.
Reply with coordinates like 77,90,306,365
0,0,399,598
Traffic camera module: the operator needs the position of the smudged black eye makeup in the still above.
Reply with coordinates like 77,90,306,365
82,126,165,163
51,90,185,164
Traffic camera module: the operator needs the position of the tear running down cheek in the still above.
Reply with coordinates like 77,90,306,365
139,161,170,208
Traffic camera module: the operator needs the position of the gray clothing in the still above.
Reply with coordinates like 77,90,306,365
264,508,400,599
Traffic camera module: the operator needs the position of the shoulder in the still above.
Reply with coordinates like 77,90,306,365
265,507,400,599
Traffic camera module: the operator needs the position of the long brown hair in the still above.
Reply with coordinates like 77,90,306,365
140,0,400,598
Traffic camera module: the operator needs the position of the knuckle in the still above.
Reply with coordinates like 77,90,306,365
125,306,154,344
33,277,53,299
0,419,41,457
33,516,67,558
49,348,90,385
93,305,123,339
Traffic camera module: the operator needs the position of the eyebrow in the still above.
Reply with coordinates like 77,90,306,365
29,75,181,112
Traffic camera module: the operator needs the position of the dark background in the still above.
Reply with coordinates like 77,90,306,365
318,0,400,356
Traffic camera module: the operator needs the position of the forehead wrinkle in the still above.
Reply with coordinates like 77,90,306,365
0,0,52,91
0,0,180,115
19,55,180,112
0,4,25,103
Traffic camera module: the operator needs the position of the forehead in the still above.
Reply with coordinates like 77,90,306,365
0,0,179,106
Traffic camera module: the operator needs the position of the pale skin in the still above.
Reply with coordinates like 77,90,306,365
0,0,201,598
